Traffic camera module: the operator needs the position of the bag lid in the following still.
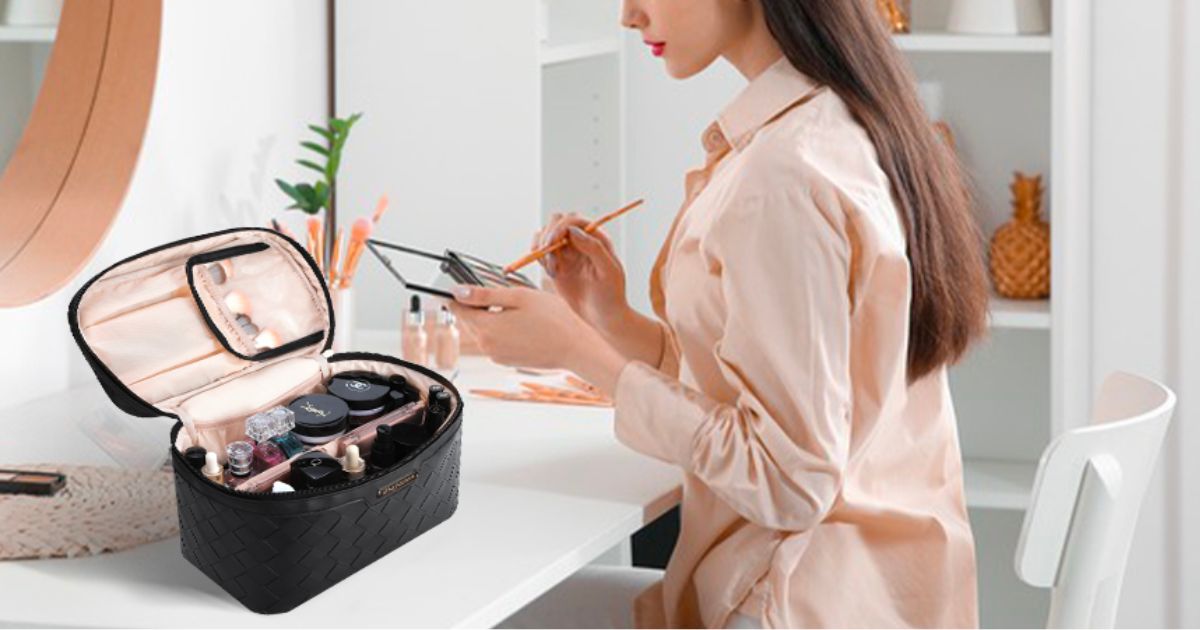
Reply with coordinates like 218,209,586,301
69,228,334,418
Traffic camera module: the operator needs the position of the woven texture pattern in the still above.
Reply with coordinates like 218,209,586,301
990,172,1050,299
0,464,177,560
174,427,460,614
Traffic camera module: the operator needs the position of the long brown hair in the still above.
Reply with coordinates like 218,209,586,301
760,0,988,381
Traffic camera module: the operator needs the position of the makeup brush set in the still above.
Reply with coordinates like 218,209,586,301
69,228,463,614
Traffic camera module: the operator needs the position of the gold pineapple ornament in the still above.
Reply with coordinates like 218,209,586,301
990,172,1050,299
876,0,911,34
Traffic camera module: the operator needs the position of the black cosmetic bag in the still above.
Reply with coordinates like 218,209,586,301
68,227,462,614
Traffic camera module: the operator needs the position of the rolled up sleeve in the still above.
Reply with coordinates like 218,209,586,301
614,185,854,533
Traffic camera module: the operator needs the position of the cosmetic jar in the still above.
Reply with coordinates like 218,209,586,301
252,441,286,472
288,394,350,445
226,441,254,476
327,373,391,427
184,446,208,470
289,451,347,491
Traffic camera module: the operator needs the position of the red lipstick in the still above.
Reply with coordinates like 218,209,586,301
644,40,665,57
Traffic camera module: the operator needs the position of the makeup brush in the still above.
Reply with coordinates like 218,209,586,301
306,217,321,266
371,195,390,226
269,219,298,241
329,228,343,286
503,199,644,274
469,388,613,408
339,218,373,289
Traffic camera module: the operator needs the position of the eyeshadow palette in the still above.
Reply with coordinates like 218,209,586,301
0,469,67,496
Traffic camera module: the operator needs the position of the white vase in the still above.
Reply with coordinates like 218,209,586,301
332,287,355,353
3,0,63,26
947,0,1047,35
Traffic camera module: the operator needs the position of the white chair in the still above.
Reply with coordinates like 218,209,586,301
1015,372,1177,629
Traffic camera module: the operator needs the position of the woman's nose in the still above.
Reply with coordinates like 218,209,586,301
620,0,647,30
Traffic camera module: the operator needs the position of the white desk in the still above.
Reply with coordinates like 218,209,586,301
0,355,682,628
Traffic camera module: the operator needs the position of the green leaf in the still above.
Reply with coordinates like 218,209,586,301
330,118,347,134
297,159,326,176
307,124,333,141
300,141,329,156
327,154,341,178
275,179,306,205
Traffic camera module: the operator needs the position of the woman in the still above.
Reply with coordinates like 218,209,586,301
450,0,987,627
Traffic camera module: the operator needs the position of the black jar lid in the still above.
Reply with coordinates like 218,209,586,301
327,373,392,412
288,394,350,441
183,446,207,470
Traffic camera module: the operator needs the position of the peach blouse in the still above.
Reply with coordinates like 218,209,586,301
613,58,978,628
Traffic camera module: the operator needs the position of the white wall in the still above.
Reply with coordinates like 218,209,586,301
336,0,541,333
0,0,329,411
1100,0,1200,626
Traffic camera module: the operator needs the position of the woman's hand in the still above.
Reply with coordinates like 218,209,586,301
535,213,629,332
449,284,628,394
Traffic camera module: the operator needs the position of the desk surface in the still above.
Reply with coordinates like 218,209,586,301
0,353,682,628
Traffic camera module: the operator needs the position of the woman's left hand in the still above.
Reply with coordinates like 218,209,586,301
448,285,630,394
448,285,594,370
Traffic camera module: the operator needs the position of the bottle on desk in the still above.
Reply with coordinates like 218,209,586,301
433,305,460,373
402,294,428,365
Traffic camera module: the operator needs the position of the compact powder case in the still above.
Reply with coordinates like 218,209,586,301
288,394,351,445
327,373,393,427
0,469,67,496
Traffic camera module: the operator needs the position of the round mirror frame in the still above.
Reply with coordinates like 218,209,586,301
0,0,161,307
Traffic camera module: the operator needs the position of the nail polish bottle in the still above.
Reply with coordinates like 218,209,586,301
343,444,366,481
201,452,224,485
225,441,254,489
387,374,420,410
369,424,397,471
402,295,428,365
433,306,460,372
391,422,425,461
425,390,453,433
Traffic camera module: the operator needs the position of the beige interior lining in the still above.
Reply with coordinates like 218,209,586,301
76,231,330,439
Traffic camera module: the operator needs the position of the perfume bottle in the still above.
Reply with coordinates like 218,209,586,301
433,305,460,372
225,441,254,489
402,294,428,365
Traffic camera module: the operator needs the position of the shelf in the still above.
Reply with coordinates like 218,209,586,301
964,458,1037,510
989,296,1050,330
894,32,1051,53
540,39,620,67
0,25,56,43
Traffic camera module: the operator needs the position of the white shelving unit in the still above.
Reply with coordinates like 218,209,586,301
0,25,55,181
0,25,55,43
989,296,1052,330
541,38,620,67
895,32,1051,53
964,458,1038,510
902,1,1091,626
539,0,625,260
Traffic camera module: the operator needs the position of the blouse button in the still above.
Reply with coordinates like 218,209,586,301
702,123,727,153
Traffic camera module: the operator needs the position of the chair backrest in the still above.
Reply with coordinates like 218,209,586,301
1015,372,1176,629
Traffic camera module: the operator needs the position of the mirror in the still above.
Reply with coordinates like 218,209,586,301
0,0,161,307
